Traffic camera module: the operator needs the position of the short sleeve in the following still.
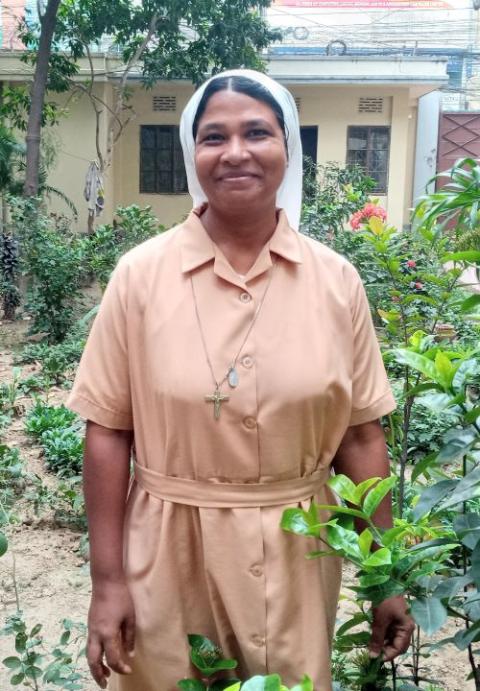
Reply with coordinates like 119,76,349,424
347,264,396,426
66,259,133,430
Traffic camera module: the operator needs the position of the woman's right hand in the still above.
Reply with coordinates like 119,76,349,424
87,581,136,689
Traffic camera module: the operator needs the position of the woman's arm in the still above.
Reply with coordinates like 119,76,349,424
332,419,415,661
84,420,135,689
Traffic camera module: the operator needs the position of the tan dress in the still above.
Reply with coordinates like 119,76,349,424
67,209,395,691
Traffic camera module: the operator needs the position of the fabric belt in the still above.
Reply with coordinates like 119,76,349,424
133,462,331,509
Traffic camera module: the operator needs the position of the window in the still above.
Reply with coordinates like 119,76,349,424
140,125,187,194
346,126,390,193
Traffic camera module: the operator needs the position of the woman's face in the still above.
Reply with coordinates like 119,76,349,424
194,90,287,214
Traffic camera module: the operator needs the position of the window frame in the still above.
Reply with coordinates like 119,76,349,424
346,125,390,194
139,125,188,195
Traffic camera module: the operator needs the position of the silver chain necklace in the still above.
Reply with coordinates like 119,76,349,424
190,263,276,420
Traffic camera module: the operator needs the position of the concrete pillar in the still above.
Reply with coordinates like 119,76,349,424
413,91,441,202
387,91,411,229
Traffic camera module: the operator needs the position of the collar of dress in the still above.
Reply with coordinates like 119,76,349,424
180,206,303,286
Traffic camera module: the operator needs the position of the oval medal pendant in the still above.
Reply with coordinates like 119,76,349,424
228,367,239,388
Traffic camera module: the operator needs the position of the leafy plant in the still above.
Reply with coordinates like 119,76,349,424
26,474,86,530
177,635,312,690
19,337,85,386
25,402,83,477
0,367,25,418
0,443,25,526
81,204,164,289
301,161,376,243
10,197,84,343
2,612,87,690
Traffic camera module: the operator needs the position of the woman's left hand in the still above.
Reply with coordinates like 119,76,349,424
369,595,415,661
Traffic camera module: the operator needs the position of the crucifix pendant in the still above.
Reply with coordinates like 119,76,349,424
205,387,229,420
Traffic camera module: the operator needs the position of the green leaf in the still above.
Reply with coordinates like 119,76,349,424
434,351,455,390
454,513,480,549
436,428,476,463
0,532,8,558
412,479,457,520
241,676,282,690
362,547,392,568
411,597,447,635
363,477,396,517
315,505,366,520
2,657,21,669
280,508,320,537
335,613,370,637
359,572,391,587
441,250,480,263
224,684,241,691
187,635,237,677
434,574,473,600
177,681,206,690
327,474,358,503
325,523,362,560
440,465,480,510
381,526,408,547
289,676,314,691
10,672,25,685
461,294,480,313
391,349,437,381
358,528,373,557
453,621,480,650
352,478,381,505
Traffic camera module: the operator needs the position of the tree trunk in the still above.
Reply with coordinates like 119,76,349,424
23,0,61,197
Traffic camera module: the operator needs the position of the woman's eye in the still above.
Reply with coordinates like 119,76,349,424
202,133,223,143
248,129,269,138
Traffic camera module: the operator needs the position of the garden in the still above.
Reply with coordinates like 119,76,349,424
1,155,480,690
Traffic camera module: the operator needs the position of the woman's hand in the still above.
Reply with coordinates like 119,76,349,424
369,595,415,662
87,582,136,689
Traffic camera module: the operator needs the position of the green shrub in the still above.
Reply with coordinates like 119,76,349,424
25,402,77,438
19,336,85,385
0,444,25,525
25,402,83,477
10,197,85,343
83,204,164,289
41,427,83,476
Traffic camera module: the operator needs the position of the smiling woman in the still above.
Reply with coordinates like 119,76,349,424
66,69,413,691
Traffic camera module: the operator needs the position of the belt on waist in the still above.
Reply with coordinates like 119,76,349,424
133,462,331,509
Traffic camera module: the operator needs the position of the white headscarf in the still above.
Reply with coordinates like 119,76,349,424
179,68,303,231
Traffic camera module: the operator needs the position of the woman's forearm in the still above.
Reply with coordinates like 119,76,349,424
332,419,393,531
84,420,133,587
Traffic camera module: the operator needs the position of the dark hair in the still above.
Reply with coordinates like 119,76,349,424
192,75,288,146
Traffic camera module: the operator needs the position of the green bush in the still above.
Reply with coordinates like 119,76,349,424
10,197,84,343
82,204,164,289
25,402,83,477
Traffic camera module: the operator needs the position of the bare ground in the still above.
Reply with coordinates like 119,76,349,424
0,320,473,690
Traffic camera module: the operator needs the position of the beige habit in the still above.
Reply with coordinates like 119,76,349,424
67,208,395,690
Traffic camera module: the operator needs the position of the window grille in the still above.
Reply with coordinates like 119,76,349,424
346,126,390,193
140,125,187,194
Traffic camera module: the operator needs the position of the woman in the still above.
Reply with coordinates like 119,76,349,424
67,69,414,691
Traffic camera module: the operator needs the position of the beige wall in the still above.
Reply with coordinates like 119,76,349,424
47,80,417,231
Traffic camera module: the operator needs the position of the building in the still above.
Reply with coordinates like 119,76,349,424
0,0,449,231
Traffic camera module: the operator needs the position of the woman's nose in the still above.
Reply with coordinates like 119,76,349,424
220,136,250,164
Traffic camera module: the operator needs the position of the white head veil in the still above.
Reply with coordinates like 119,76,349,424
179,68,303,231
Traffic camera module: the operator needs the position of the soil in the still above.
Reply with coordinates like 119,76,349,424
0,319,473,690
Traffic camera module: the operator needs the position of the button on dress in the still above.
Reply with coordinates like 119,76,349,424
67,209,395,691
